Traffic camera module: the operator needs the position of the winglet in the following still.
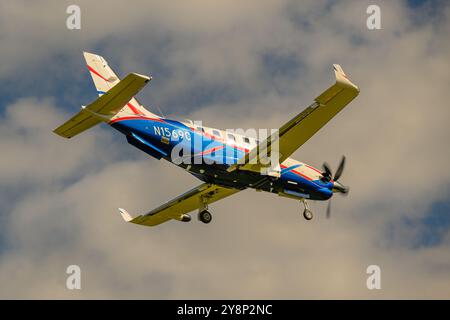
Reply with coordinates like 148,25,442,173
333,64,359,92
118,208,134,222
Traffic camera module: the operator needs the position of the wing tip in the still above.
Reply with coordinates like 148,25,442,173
130,72,152,82
333,64,360,93
118,208,133,222
53,127,71,139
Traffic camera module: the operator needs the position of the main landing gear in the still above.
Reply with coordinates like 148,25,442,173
301,199,313,221
198,210,212,224
198,196,212,224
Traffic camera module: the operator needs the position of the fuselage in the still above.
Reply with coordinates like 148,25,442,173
110,116,334,201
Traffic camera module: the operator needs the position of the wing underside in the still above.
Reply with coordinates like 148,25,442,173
119,183,241,227
229,64,360,174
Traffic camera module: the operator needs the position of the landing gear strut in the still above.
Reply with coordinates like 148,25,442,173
301,199,313,221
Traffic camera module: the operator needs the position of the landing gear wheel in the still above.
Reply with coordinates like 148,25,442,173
199,210,212,224
303,209,313,221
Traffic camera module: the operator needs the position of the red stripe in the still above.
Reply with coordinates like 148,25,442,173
108,116,165,124
280,164,312,181
127,102,144,116
199,146,225,156
291,169,313,181
305,164,322,174
87,65,111,82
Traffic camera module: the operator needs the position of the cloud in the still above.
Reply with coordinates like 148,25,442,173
0,0,449,298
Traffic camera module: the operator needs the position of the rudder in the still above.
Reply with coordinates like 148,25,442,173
83,52,157,118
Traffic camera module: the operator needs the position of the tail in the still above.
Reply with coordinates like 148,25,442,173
53,52,158,139
83,52,157,117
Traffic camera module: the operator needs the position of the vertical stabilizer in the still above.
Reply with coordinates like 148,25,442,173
83,52,159,118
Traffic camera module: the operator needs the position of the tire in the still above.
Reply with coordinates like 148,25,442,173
199,210,212,224
303,209,313,221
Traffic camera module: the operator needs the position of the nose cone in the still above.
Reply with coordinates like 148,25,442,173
332,180,350,194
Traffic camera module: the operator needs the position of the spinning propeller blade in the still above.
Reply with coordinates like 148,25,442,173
326,201,331,219
322,155,349,218
334,156,346,181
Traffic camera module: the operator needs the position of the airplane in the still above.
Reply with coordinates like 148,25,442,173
53,52,359,227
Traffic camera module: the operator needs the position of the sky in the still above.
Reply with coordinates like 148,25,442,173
0,0,449,299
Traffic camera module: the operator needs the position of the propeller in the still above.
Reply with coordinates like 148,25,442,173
334,156,346,181
321,156,349,218
322,162,333,181
321,156,346,183
326,200,332,219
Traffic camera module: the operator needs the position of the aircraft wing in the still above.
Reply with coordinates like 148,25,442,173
118,183,241,227
228,64,360,175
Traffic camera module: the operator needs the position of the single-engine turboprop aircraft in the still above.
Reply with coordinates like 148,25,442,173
54,52,359,227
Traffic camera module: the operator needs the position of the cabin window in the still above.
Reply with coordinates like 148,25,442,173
227,133,235,142
213,130,221,137
196,127,205,133
243,137,250,144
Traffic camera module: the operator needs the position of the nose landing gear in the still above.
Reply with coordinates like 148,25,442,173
303,208,313,220
301,199,313,221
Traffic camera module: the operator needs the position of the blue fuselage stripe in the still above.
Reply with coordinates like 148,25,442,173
110,117,333,200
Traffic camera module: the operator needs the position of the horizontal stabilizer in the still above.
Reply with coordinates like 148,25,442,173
53,73,151,138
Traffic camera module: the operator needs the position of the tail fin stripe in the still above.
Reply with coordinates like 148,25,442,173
87,65,112,82
127,102,144,115
82,52,159,120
